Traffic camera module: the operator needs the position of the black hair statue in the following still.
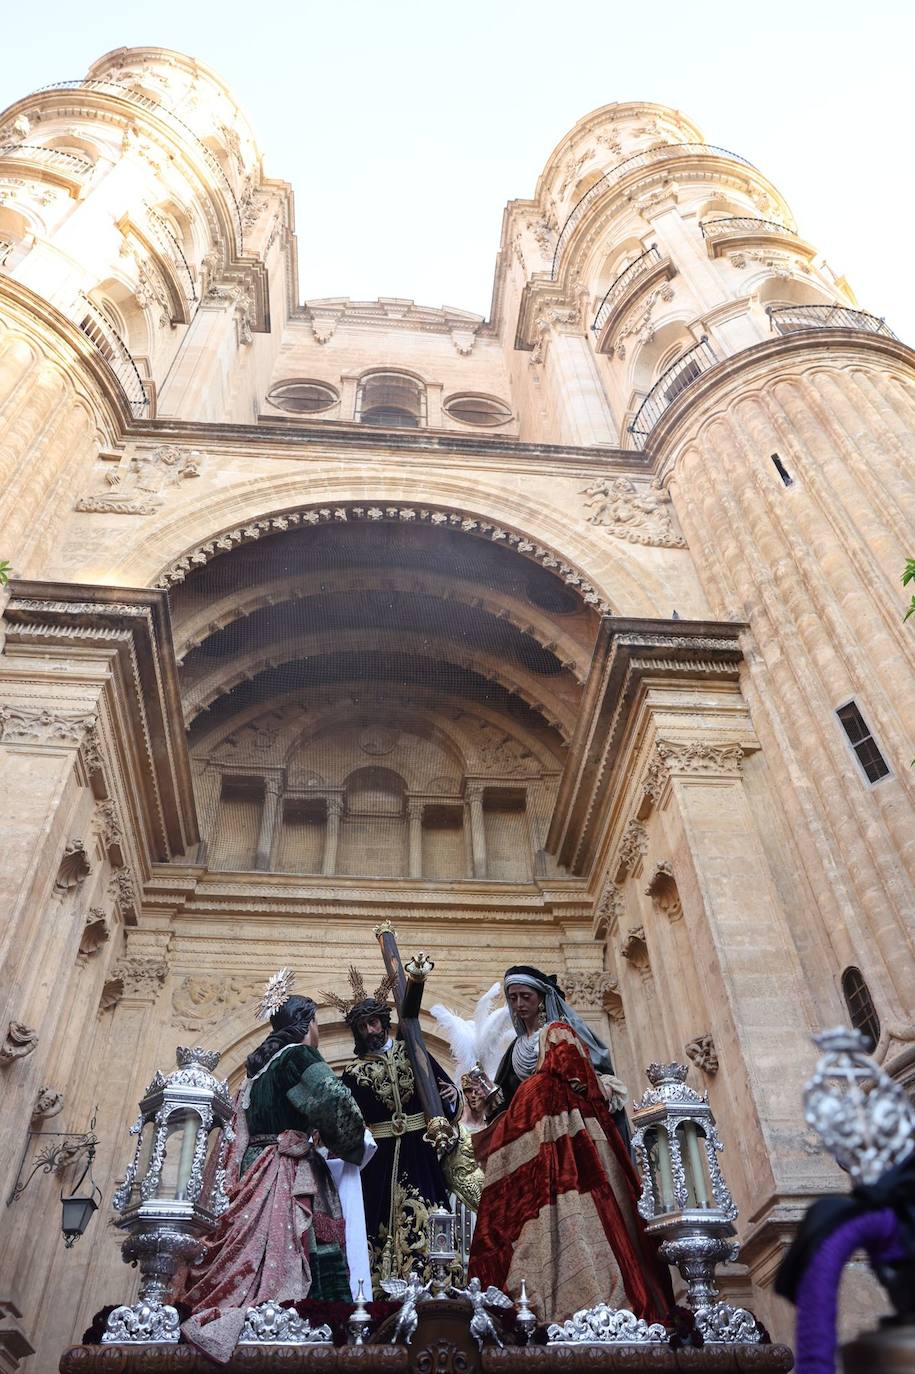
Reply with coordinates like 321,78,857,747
246,995,317,1078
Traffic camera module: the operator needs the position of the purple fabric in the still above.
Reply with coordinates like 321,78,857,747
795,1208,907,1374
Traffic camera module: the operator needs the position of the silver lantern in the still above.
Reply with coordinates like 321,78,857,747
102,1047,234,1344
631,1062,763,1344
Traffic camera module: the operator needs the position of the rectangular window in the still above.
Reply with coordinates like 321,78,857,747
771,452,793,487
836,701,891,783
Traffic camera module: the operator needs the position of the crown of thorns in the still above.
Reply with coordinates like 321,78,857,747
322,965,396,1026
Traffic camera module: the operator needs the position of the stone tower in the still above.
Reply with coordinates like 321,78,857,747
0,50,912,1368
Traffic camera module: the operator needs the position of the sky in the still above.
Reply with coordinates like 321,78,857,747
4,1,914,342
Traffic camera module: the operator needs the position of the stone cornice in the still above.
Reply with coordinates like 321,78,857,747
546,617,746,874
2,582,198,858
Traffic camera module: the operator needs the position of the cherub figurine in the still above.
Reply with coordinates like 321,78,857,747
451,1276,514,1349
379,1272,432,1345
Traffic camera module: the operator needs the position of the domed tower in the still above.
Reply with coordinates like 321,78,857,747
501,100,915,1313
0,46,292,568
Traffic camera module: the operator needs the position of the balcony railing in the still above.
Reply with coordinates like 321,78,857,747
145,206,197,303
592,245,661,335
628,337,717,448
767,304,895,339
0,142,94,176
701,216,795,241
551,143,758,279
35,80,243,251
0,240,13,267
75,292,149,418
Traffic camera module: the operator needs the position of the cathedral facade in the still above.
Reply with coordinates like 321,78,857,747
0,46,912,1367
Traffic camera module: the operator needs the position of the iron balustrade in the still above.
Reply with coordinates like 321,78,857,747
75,292,149,418
145,205,197,303
592,245,662,334
701,216,795,240
0,142,94,175
767,304,895,339
628,337,717,448
551,143,758,279
0,240,13,267
34,80,243,251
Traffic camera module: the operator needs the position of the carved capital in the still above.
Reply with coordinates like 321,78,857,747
325,795,344,819
1,1020,39,1065
655,739,745,778
0,705,96,748
101,955,168,1009
562,970,621,1012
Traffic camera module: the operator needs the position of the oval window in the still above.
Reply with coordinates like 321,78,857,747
267,380,339,414
444,393,513,427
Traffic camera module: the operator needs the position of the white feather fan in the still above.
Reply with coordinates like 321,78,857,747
430,981,513,1079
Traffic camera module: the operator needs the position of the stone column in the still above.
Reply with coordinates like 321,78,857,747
465,785,487,879
254,775,282,871
322,796,343,876
546,328,618,446
407,800,424,879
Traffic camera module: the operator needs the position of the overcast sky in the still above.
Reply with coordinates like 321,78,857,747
4,0,913,342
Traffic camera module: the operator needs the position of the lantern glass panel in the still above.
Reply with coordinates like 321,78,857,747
129,1119,157,1206
676,1121,712,1208
155,1110,202,1200
198,1121,223,1205
61,1194,98,1239
646,1125,676,1213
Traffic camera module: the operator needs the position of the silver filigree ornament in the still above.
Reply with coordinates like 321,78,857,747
804,1027,915,1186
693,1303,764,1344
239,1301,332,1344
256,966,295,1022
630,1061,759,1337
104,1047,234,1344
101,1300,180,1345
547,1303,667,1344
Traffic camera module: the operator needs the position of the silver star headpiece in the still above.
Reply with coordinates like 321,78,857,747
255,967,295,1023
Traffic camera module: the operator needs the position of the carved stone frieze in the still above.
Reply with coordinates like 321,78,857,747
0,705,96,748
80,907,111,956
616,819,648,878
75,445,204,515
1,1020,39,1065
155,503,611,613
685,1033,719,1075
580,477,686,548
55,840,91,892
171,974,261,1031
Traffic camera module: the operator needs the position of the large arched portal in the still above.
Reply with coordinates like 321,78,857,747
175,514,601,881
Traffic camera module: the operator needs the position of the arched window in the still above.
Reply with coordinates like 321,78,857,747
356,372,426,429
841,966,881,1048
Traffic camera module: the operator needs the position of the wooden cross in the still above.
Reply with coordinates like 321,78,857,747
373,921,451,1133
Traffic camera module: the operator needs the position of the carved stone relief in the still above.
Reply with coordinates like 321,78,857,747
0,706,96,747
619,926,650,969
655,739,744,777
616,819,648,878
171,974,261,1032
562,970,621,1013
32,1087,64,1121
75,445,204,515
611,282,674,358
93,798,124,858
79,907,111,957
593,878,623,939
581,477,686,548
645,862,683,921
108,867,138,920
54,840,91,892
1,1020,39,1065
686,1033,719,1075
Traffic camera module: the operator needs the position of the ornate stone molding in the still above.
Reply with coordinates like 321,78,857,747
0,705,96,748
616,819,648,878
593,877,623,939
685,1033,719,1075
580,477,685,548
108,867,138,921
93,798,123,856
155,503,611,614
0,1020,39,1065
655,739,745,777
